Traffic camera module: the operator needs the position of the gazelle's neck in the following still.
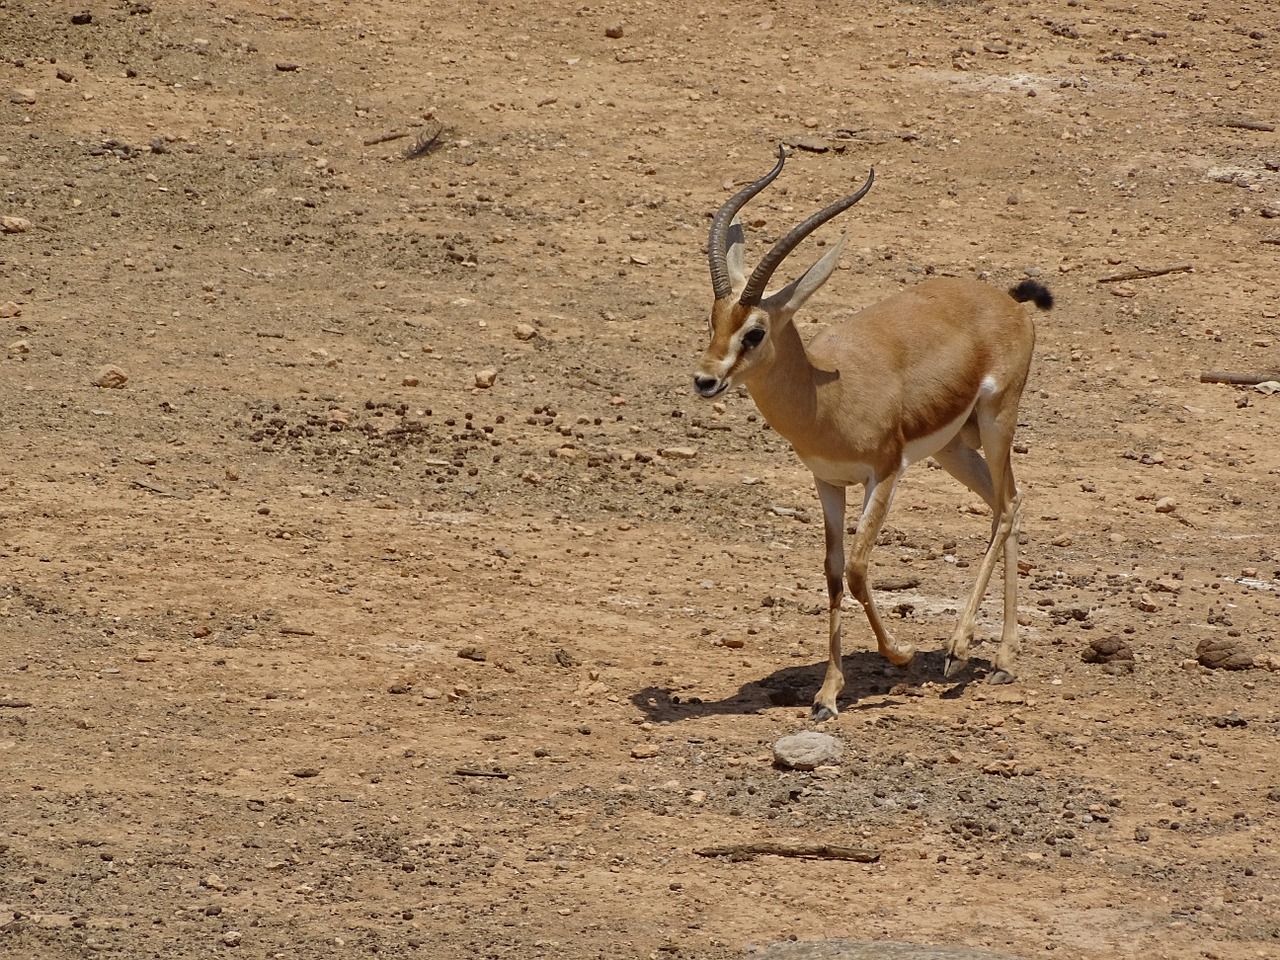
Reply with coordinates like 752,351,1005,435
743,319,819,441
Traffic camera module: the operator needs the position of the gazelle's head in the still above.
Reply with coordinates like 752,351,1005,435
693,146,874,399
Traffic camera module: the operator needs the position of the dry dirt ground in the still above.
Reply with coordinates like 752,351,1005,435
2,1,1279,958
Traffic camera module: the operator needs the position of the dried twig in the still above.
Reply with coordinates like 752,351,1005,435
1223,119,1276,132
1097,263,1192,283
130,479,193,500
1200,370,1280,386
364,130,410,147
695,841,880,862
454,768,510,779
403,123,445,160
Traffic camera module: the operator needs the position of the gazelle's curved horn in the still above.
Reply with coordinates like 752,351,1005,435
738,169,875,308
707,145,787,300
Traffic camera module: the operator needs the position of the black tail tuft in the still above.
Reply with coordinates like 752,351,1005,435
1009,279,1054,311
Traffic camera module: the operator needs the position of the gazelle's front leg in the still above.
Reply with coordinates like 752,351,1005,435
812,480,848,721
812,474,915,722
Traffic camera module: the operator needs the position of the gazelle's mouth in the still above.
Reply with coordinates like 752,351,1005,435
693,375,728,399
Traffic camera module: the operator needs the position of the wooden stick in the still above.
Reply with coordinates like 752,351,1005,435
1223,119,1276,132
454,768,510,779
1200,370,1280,386
1098,264,1192,283
363,130,409,147
695,841,880,862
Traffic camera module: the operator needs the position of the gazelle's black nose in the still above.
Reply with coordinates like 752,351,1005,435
693,375,719,397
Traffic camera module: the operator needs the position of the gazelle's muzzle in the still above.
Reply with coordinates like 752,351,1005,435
693,374,727,398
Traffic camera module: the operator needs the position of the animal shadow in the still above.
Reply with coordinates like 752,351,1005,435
630,648,990,723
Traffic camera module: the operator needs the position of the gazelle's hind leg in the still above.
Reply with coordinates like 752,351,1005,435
933,408,1022,682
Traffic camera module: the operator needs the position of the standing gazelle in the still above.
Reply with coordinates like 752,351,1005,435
694,147,1052,720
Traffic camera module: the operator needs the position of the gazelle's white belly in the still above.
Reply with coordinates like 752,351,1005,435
800,455,875,487
901,394,980,467
799,390,981,487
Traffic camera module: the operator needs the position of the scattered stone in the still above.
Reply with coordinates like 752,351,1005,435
1213,711,1248,728
756,939,1027,959
9,90,36,105
8,340,29,357
202,873,228,891
475,368,497,388
93,364,129,388
1154,497,1177,513
388,681,411,695
221,931,242,947
514,322,538,341
1196,636,1254,671
1,215,33,233
877,575,920,592
658,446,697,460
604,24,624,39
276,62,300,72
457,645,487,662
291,767,320,778
70,11,94,25
0,301,21,318
792,136,830,153
402,375,420,387
631,743,659,759
773,731,843,770
1081,636,1135,674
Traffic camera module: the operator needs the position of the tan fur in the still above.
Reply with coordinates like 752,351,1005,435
696,263,1039,720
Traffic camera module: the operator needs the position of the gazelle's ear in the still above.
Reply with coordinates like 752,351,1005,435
762,234,846,317
725,217,747,292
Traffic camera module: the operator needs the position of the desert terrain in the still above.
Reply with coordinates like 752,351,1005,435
1,1,1278,958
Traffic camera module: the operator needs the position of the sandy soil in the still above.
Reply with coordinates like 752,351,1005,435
2,1,1279,958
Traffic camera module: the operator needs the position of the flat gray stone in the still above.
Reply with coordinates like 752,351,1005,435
772,731,842,770
753,940,1026,960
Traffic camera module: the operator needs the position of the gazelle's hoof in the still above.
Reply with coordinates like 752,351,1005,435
943,653,966,678
986,668,1015,685
810,702,839,722
884,644,916,668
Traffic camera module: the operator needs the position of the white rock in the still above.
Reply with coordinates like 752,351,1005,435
658,446,697,460
93,364,129,388
773,731,843,770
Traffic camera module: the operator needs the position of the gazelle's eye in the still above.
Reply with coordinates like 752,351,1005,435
742,328,765,349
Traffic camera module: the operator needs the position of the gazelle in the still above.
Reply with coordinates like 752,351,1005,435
693,146,1052,721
